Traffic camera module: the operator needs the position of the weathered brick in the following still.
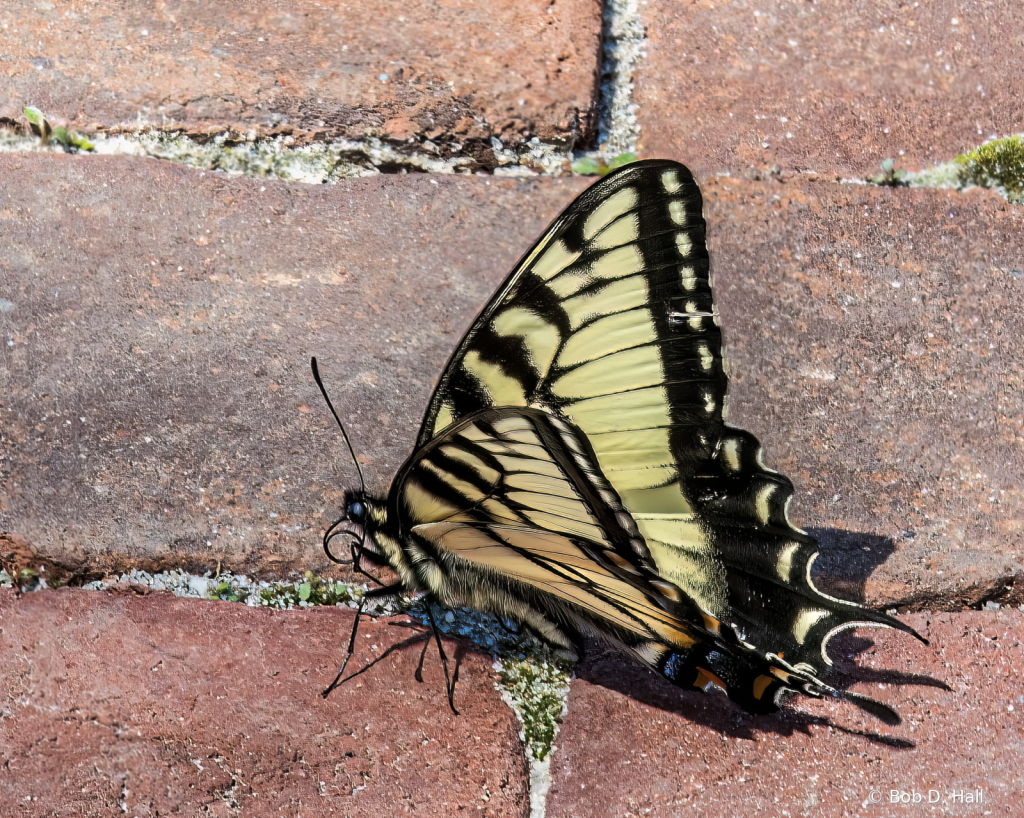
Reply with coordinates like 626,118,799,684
636,0,1024,177
0,0,602,147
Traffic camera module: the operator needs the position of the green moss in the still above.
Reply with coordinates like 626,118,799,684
8,565,47,593
954,136,1024,202
496,658,571,762
257,572,358,608
209,579,252,604
866,158,908,187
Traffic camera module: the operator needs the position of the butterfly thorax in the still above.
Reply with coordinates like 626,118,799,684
341,490,421,594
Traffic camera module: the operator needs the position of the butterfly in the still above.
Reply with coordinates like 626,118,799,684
314,158,925,723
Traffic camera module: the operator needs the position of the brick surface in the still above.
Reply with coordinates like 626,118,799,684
0,0,601,149
0,153,589,577
1,593,1020,816
636,0,1024,178
0,588,529,817
548,611,1022,818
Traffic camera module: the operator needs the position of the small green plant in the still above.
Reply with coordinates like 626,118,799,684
23,106,51,142
208,572,358,608
210,579,252,603
868,158,908,186
257,572,358,608
24,106,95,152
954,136,1024,203
571,152,638,176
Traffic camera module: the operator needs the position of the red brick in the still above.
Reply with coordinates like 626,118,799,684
3,157,1021,609
700,176,1024,609
0,152,588,577
0,588,528,816
549,611,1021,818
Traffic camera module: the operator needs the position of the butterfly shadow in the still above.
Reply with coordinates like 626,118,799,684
572,643,919,749
805,527,902,601
807,526,948,693
328,616,478,709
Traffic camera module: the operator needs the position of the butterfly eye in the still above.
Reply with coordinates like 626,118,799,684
347,499,367,525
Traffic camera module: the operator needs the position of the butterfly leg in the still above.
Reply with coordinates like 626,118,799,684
424,604,460,715
322,582,405,698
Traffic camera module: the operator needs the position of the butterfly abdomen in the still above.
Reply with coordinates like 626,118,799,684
659,643,786,715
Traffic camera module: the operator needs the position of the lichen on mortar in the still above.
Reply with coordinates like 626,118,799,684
5,106,636,183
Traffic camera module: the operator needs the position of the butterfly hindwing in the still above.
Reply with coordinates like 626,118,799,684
394,406,712,660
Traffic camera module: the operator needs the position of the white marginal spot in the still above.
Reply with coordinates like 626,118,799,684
698,342,714,372
668,200,687,225
776,541,801,583
792,609,829,644
703,389,716,416
679,265,698,291
675,232,693,257
720,437,741,472
783,495,808,535
755,483,775,525
818,620,895,666
753,446,778,474
661,170,682,193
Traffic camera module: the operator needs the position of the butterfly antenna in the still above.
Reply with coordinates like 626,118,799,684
311,357,366,496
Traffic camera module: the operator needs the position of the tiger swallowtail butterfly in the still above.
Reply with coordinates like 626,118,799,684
314,159,924,723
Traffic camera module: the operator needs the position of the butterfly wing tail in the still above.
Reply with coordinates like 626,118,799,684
656,635,906,724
